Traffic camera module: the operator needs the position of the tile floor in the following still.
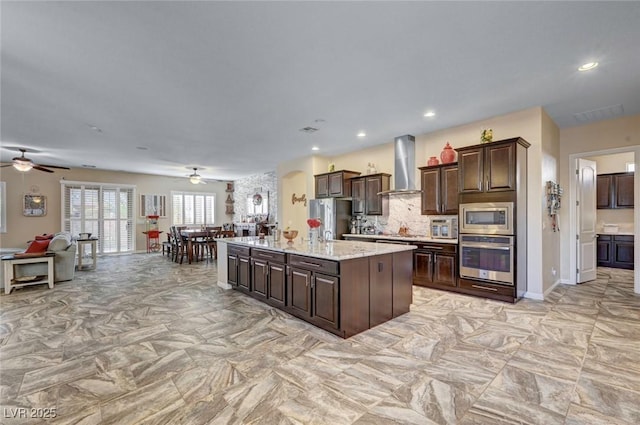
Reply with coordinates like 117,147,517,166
0,254,638,424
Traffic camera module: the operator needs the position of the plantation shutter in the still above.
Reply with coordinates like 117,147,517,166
62,181,136,253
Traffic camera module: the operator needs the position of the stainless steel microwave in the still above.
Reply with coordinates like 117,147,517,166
459,202,514,235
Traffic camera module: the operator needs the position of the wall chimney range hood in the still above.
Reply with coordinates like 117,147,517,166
378,134,422,195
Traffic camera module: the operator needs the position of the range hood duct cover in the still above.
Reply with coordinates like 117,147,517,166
378,134,422,195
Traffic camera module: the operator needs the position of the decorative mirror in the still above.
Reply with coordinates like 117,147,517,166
23,194,47,217
247,191,268,215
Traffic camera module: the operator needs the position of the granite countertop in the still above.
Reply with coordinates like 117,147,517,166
342,233,458,245
217,236,416,261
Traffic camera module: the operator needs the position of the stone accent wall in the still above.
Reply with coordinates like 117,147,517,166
232,171,278,223
360,194,457,237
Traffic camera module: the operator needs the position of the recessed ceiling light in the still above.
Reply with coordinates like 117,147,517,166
424,111,436,117
357,132,366,138
311,146,319,151
578,62,598,72
136,146,148,150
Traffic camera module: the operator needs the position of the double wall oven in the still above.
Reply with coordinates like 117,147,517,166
459,202,515,286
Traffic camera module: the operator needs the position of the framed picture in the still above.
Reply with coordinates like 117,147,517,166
23,194,47,217
140,194,166,217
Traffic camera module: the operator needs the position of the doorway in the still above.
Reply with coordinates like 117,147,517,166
569,147,639,294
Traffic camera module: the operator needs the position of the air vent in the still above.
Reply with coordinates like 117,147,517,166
299,126,319,133
573,104,624,123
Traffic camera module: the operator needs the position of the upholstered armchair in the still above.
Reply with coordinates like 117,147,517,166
19,233,77,282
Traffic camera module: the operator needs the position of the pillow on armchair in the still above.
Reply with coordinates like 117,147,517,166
25,239,50,253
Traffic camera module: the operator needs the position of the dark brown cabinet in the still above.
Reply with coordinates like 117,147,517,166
597,172,634,209
228,244,251,292
412,242,458,289
457,138,529,194
227,243,413,338
369,254,392,327
315,170,361,198
351,173,390,215
251,248,286,307
419,164,458,215
288,254,340,331
597,234,635,269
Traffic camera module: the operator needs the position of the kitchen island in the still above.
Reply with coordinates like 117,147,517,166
217,237,416,338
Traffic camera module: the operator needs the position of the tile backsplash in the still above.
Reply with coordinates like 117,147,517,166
359,193,458,236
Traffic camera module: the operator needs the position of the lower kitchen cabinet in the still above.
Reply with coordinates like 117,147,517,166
413,242,458,290
226,243,413,338
597,234,635,269
250,248,287,307
228,244,251,293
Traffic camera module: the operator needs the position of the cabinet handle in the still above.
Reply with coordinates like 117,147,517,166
472,284,498,292
378,262,383,272
420,246,443,250
299,261,321,268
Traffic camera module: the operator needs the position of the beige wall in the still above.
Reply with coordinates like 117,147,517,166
0,167,229,251
541,109,561,294
280,106,555,299
558,113,639,285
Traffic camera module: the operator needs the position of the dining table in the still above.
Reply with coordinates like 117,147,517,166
180,229,209,264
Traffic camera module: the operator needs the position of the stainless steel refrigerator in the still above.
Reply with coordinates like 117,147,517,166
309,198,352,241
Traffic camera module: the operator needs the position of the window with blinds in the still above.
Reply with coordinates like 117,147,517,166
62,182,135,253
171,191,216,226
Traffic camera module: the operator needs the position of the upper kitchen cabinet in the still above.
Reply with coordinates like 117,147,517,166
315,170,361,198
456,138,530,195
419,163,458,215
351,173,391,215
597,172,634,209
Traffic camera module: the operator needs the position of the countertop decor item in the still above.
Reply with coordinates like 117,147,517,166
481,128,493,143
427,156,439,166
282,230,298,244
440,142,455,164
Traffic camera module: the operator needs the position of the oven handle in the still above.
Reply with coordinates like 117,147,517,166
460,243,512,250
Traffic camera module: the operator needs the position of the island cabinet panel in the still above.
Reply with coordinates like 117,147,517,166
392,251,414,317
339,257,371,337
288,267,312,319
251,248,286,307
228,244,251,293
251,259,268,300
268,263,286,307
311,273,339,330
227,241,414,338
369,254,393,327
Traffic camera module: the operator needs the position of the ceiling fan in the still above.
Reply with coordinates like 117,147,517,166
1,148,70,173
188,168,207,184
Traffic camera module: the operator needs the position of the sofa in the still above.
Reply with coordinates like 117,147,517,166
17,232,77,283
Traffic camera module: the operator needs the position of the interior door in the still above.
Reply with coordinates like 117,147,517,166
577,158,597,283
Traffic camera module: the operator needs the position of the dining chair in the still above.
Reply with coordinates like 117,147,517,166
205,226,222,260
170,226,188,264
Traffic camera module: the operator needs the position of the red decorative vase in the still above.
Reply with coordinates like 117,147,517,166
440,142,455,164
427,156,439,166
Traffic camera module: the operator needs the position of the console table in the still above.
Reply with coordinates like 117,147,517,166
2,253,55,294
77,238,98,270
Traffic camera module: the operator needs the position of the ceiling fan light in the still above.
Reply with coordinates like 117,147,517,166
190,175,201,184
13,159,33,172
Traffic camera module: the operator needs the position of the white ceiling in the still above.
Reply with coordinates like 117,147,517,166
2,1,640,181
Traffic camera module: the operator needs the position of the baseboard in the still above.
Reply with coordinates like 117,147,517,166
217,281,232,290
523,291,544,300
543,279,563,297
